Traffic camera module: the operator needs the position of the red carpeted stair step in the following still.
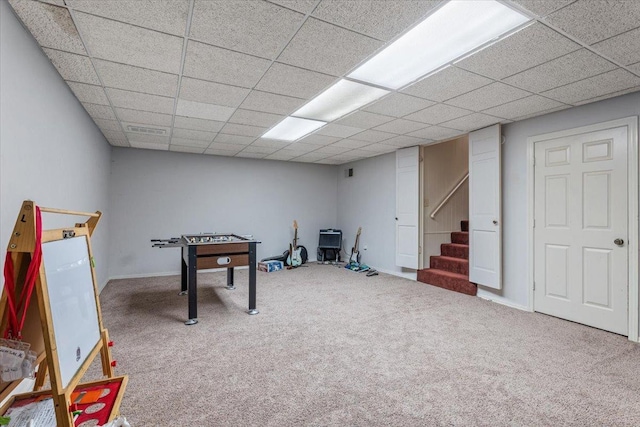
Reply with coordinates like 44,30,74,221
440,243,468,260
461,220,469,232
417,269,477,296
430,256,469,276
451,231,468,245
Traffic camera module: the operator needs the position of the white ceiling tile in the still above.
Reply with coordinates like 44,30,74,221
220,123,267,138
205,148,243,156
509,0,574,17
312,0,440,41
406,126,462,140
445,82,531,111
508,105,571,121
335,111,394,129
82,103,117,120
106,138,130,147
129,141,169,150
8,0,86,54
115,108,173,127
170,137,212,148
106,88,175,114
404,104,473,125
125,133,170,144
372,119,427,135
503,49,617,93
296,134,340,145
315,158,343,165
349,129,395,143
67,81,110,105
43,49,100,85
170,145,206,154
251,139,290,149
439,113,504,132
281,143,318,153
172,128,215,142
330,139,373,149
630,62,640,76
37,0,66,6
483,95,566,120
592,27,640,66
359,143,398,154
316,124,364,138
179,77,250,108
93,59,178,98
242,145,279,154
208,142,247,151
545,0,640,45
67,0,188,36
183,40,271,88
314,145,353,155
541,68,640,104
277,18,382,76
190,1,303,59
267,0,317,14
363,93,435,117
293,152,330,162
264,151,299,161
174,116,225,132
176,99,235,121
93,119,121,131
240,91,305,115
73,12,183,74
573,85,640,105
383,135,425,147
235,151,268,159
327,152,365,162
256,62,336,99
229,109,285,128
101,129,127,141
214,134,256,145
456,23,580,80
402,66,493,102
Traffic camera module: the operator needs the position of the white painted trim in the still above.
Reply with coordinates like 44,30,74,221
107,266,250,281
477,294,530,312
377,268,417,281
527,117,639,343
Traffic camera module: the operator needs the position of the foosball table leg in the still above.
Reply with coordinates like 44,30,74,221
225,267,236,290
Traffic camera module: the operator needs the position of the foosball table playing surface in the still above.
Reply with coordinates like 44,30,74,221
152,233,260,325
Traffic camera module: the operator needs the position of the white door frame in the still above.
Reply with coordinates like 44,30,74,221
526,117,639,342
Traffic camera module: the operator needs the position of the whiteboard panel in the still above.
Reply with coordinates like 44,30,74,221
42,236,101,389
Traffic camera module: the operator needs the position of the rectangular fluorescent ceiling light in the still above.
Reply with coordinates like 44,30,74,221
262,117,326,141
348,0,530,90
293,79,389,122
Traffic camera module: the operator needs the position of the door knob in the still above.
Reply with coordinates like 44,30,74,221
614,238,624,246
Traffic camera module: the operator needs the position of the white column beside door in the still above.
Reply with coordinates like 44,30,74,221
396,146,419,269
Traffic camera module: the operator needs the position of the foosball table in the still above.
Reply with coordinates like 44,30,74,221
152,233,260,325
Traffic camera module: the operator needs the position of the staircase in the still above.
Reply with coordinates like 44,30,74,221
417,220,477,296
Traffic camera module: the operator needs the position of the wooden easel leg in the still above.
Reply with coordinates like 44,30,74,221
34,359,48,391
100,329,114,378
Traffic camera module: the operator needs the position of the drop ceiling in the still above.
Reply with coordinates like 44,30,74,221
7,0,640,165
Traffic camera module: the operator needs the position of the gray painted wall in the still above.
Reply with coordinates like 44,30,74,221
108,148,338,278
0,2,112,289
485,91,640,309
336,153,415,278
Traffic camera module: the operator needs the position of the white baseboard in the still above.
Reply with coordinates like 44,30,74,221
477,294,530,312
376,268,417,281
106,266,253,283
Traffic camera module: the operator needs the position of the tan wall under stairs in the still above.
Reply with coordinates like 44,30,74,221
422,136,469,267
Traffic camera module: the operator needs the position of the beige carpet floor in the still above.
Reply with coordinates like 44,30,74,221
97,264,640,426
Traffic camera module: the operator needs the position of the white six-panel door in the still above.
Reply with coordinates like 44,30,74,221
534,125,628,335
469,125,502,289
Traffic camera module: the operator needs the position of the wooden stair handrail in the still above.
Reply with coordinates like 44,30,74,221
429,172,469,220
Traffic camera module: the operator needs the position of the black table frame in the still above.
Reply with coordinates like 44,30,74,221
180,241,258,325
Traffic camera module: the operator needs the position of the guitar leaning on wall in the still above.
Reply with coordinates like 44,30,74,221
349,227,362,265
286,220,303,267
